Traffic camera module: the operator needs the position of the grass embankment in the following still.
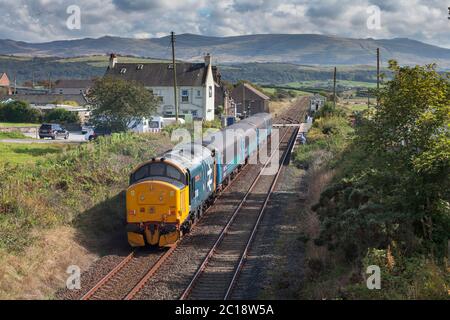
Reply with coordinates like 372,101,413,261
0,131,29,139
0,143,67,164
0,123,39,128
293,101,449,299
0,133,172,298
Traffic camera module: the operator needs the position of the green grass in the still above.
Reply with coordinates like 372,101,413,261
0,123,39,128
0,132,29,139
0,143,66,164
0,133,172,253
261,86,313,96
285,80,378,89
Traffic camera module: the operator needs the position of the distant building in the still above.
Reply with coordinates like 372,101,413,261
310,94,326,112
4,95,91,124
104,53,216,121
10,93,90,107
0,72,11,95
52,79,94,95
212,67,235,117
231,83,270,117
14,87,50,95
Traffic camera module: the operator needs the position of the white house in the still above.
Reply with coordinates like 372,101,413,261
104,54,215,121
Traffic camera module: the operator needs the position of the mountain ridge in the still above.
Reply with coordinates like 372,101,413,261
0,34,449,68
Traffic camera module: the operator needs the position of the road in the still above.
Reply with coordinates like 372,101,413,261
0,131,87,144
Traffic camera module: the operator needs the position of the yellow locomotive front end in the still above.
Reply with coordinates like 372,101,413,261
126,160,190,247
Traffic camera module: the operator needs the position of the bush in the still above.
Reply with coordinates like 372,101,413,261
344,248,450,299
0,101,42,123
44,108,79,124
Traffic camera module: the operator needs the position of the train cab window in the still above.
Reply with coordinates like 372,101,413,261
167,165,182,181
134,166,148,181
131,162,186,185
149,163,165,176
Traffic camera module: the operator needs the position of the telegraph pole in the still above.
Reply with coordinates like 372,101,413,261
333,67,337,108
13,73,17,95
48,72,51,91
376,47,380,107
171,31,179,122
242,82,246,117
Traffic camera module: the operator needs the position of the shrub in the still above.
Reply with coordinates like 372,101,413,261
45,108,79,124
0,101,42,123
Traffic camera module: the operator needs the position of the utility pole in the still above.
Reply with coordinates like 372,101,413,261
48,72,51,91
333,66,337,108
171,32,179,123
13,73,17,95
376,47,380,107
242,82,246,117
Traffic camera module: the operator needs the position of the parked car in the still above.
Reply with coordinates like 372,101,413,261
39,123,69,140
81,124,93,134
85,126,112,141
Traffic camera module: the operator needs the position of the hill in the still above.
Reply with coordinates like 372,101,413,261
0,55,384,87
1,34,450,68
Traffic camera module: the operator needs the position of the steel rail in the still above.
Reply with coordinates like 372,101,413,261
224,127,299,299
80,251,136,300
179,127,292,300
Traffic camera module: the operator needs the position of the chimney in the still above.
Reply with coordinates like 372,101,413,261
204,53,211,66
109,53,117,69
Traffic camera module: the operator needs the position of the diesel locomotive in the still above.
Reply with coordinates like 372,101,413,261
126,113,272,247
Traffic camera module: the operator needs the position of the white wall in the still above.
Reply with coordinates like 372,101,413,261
146,85,213,120
203,64,215,121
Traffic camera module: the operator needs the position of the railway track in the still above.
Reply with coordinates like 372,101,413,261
76,97,307,300
179,125,298,300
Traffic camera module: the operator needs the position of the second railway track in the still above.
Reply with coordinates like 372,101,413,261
179,125,298,300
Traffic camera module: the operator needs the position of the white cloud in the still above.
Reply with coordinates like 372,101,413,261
0,0,448,48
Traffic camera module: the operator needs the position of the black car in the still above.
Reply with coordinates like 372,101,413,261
39,123,69,140
87,126,112,141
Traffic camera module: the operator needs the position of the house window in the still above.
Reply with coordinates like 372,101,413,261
181,90,189,103
197,90,201,97
191,110,198,117
209,86,212,98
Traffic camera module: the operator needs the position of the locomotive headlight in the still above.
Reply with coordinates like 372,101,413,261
129,209,136,215
130,190,135,197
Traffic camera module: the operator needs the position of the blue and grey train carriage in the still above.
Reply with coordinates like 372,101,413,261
126,112,273,247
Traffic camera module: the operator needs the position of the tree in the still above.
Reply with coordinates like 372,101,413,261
0,100,42,123
87,77,158,132
314,61,450,260
357,61,450,255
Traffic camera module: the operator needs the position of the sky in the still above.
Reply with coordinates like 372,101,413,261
1,0,449,48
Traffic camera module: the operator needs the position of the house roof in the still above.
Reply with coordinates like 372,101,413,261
244,83,270,100
6,94,89,106
0,72,10,82
234,83,270,100
104,63,209,87
54,79,94,89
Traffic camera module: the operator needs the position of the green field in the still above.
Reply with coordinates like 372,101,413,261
0,122,39,127
0,132,29,139
285,80,378,89
55,55,169,67
261,86,313,96
0,142,66,164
